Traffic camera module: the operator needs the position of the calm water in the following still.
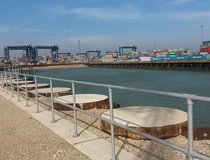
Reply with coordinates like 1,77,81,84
33,67,210,127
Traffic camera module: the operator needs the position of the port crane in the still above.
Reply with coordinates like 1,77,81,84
4,45,33,64
76,52,88,57
58,52,71,58
118,45,137,56
86,50,101,57
33,45,59,62
4,44,59,64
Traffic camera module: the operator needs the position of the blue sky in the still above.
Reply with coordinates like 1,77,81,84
0,0,210,56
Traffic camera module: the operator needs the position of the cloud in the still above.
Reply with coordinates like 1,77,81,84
171,0,198,5
0,25,44,33
0,26,10,32
47,6,146,20
67,35,115,46
71,7,144,20
168,11,210,21
46,4,210,23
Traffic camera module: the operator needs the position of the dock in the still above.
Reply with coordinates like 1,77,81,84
85,60,210,70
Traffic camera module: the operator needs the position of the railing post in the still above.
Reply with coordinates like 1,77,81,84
6,72,8,94
2,70,5,92
108,87,116,160
17,72,20,101
1,71,4,91
3,68,5,92
72,82,78,137
11,71,14,97
0,71,2,89
25,74,28,107
50,79,55,123
35,76,39,113
187,98,193,160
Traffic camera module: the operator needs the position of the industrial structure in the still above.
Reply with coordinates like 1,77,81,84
58,52,71,58
76,52,87,57
4,45,59,64
86,50,101,57
118,45,137,56
4,45,33,64
200,41,210,54
33,45,59,62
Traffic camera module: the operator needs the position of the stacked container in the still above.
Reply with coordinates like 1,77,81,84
200,41,210,54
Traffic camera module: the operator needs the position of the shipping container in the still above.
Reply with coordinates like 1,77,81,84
168,51,177,57
208,47,210,54
140,57,151,62
206,54,210,59
200,45,208,48
175,56,187,60
162,57,172,60
151,57,162,61
150,55,206,61
200,52,208,55
191,55,206,60
200,48,208,52
203,41,210,45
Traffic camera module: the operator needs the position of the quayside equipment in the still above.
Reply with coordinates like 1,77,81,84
76,52,88,57
86,50,101,57
58,52,71,58
119,45,137,56
33,45,59,62
4,45,33,64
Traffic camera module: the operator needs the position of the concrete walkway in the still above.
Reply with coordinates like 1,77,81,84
0,89,141,160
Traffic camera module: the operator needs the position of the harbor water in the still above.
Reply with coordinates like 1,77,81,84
33,68,210,127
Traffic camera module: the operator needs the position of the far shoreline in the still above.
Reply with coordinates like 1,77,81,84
22,63,88,71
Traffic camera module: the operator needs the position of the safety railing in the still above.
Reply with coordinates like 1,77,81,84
0,67,210,160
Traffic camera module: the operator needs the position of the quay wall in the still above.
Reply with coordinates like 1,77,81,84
85,60,210,70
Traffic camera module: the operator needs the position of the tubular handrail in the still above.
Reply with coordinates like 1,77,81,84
16,72,210,102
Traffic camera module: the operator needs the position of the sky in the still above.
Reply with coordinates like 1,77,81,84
0,0,210,56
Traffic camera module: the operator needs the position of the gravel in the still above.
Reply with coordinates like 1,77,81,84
0,96,90,160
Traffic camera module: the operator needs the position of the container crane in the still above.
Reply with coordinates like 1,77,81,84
33,45,59,62
118,45,137,56
4,45,33,64
86,50,101,57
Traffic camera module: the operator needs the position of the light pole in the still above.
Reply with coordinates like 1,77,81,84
200,25,204,45
78,40,81,54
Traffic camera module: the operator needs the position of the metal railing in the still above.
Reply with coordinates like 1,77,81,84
0,67,210,160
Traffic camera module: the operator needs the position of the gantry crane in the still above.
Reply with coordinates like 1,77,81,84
86,50,101,57
33,45,59,62
4,45,33,64
118,45,137,56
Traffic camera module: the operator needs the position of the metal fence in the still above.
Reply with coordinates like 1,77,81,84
0,66,210,160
